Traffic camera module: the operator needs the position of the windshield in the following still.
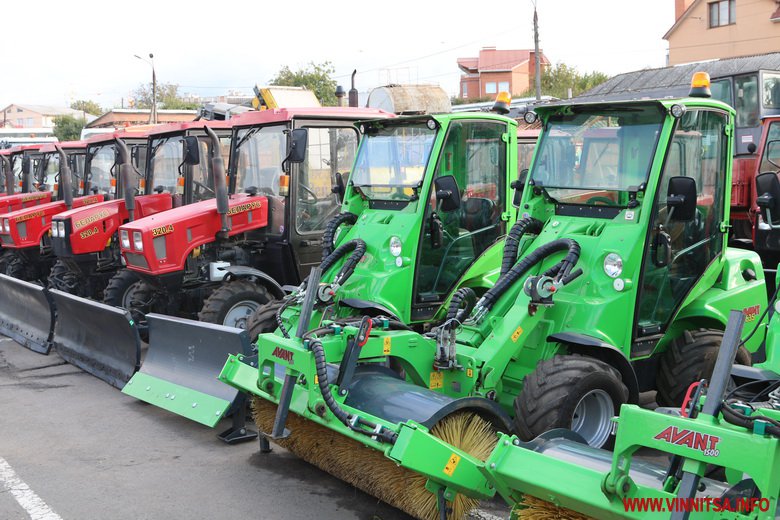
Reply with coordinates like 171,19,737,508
149,136,183,195
350,122,436,201
531,105,664,205
87,144,116,198
234,125,286,194
38,152,59,191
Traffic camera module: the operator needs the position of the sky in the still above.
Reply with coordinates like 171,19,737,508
0,0,676,109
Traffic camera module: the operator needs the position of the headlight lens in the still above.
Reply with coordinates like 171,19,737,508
603,253,623,278
120,230,130,249
3,219,9,233
51,222,59,237
389,236,402,257
133,231,143,251
57,221,65,237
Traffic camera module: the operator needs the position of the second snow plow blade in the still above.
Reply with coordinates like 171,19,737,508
0,274,55,354
122,313,254,428
50,289,141,389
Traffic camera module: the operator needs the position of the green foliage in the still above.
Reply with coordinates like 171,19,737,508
70,100,103,116
53,115,85,141
270,61,337,106
131,82,200,110
523,62,609,99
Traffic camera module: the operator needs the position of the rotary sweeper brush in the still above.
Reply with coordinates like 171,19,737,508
219,75,773,519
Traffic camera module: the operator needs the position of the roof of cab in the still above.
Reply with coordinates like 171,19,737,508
230,107,391,127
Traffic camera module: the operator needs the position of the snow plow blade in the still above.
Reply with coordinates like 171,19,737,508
122,313,254,428
50,289,141,389
0,274,55,354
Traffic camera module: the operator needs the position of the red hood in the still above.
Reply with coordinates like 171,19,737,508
0,191,52,214
1,195,103,249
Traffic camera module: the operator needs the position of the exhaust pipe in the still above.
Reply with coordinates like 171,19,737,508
349,70,358,108
116,140,136,221
205,126,230,237
54,145,74,209
1,156,13,195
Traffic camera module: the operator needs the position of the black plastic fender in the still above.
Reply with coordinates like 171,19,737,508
222,266,285,299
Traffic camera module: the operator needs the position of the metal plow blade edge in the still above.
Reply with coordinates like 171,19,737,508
0,274,55,354
49,289,141,389
122,313,257,443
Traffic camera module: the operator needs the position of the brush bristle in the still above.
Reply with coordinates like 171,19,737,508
252,398,497,520
513,495,593,520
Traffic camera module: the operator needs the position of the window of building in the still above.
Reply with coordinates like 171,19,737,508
25,118,33,126
462,83,468,98
709,0,735,27
16,108,22,113
485,82,497,94
498,81,510,93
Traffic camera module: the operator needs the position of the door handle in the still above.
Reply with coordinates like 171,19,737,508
301,239,322,247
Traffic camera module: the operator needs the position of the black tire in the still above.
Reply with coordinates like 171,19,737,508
4,251,38,282
102,269,142,308
514,354,628,449
656,329,751,407
245,300,285,343
47,260,87,296
197,280,273,329
0,250,14,274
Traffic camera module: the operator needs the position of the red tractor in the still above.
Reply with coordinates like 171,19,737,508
49,121,231,301
111,107,388,329
0,140,102,282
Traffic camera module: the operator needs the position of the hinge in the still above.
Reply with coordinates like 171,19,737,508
502,133,510,143
719,221,731,233
724,126,733,137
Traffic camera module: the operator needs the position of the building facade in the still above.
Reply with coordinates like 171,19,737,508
665,0,780,65
457,47,549,100
1,104,95,128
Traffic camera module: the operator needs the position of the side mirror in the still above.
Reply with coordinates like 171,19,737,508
332,172,346,204
666,176,697,222
287,128,308,164
511,169,528,208
183,136,201,166
434,175,461,213
756,171,780,225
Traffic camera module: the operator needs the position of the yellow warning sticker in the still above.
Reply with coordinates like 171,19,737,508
511,326,524,342
383,336,392,355
314,375,319,385
443,453,461,476
429,371,443,389
466,368,473,378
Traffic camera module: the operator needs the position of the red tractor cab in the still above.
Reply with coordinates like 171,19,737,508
50,121,232,300
0,141,100,281
112,107,390,329
0,145,51,209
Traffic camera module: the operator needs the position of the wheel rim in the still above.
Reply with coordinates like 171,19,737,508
121,285,136,308
224,300,262,329
570,389,614,448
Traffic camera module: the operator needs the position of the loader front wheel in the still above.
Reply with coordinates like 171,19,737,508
198,280,272,329
48,260,86,296
246,300,285,343
655,329,751,407
514,355,628,449
103,269,142,308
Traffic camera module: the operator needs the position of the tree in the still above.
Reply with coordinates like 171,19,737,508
131,82,200,110
70,100,103,116
270,61,337,106
53,115,85,141
523,62,609,100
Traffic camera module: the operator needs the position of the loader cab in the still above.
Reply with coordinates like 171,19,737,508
146,125,232,208
229,113,362,275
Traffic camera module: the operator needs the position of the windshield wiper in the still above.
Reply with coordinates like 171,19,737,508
235,127,261,149
149,137,170,161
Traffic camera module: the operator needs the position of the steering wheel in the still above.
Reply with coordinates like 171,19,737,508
585,196,614,206
193,180,215,197
298,183,319,205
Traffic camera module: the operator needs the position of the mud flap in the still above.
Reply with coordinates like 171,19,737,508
122,313,256,432
0,274,55,354
49,289,141,389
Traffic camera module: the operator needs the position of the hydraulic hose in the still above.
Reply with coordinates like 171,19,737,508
310,339,398,444
478,238,581,313
446,287,477,323
319,238,366,286
321,212,357,260
721,401,780,437
501,217,543,276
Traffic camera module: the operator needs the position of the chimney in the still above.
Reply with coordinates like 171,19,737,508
675,0,694,21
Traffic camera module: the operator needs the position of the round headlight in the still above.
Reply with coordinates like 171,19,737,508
523,111,538,124
603,253,623,278
426,119,438,130
670,104,687,119
389,236,402,257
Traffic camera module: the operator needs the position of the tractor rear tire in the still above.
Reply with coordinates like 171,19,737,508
198,280,273,330
5,251,39,282
514,354,628,449
48,260,87,296
655,329,752,407
102,269,142,308
246,300,285,343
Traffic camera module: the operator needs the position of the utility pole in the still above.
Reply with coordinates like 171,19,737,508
135,53,157,124
533,3,542,101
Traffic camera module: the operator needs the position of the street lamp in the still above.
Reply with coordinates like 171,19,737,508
134,53,157,124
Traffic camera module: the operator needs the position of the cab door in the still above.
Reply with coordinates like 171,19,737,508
634,109,729,347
